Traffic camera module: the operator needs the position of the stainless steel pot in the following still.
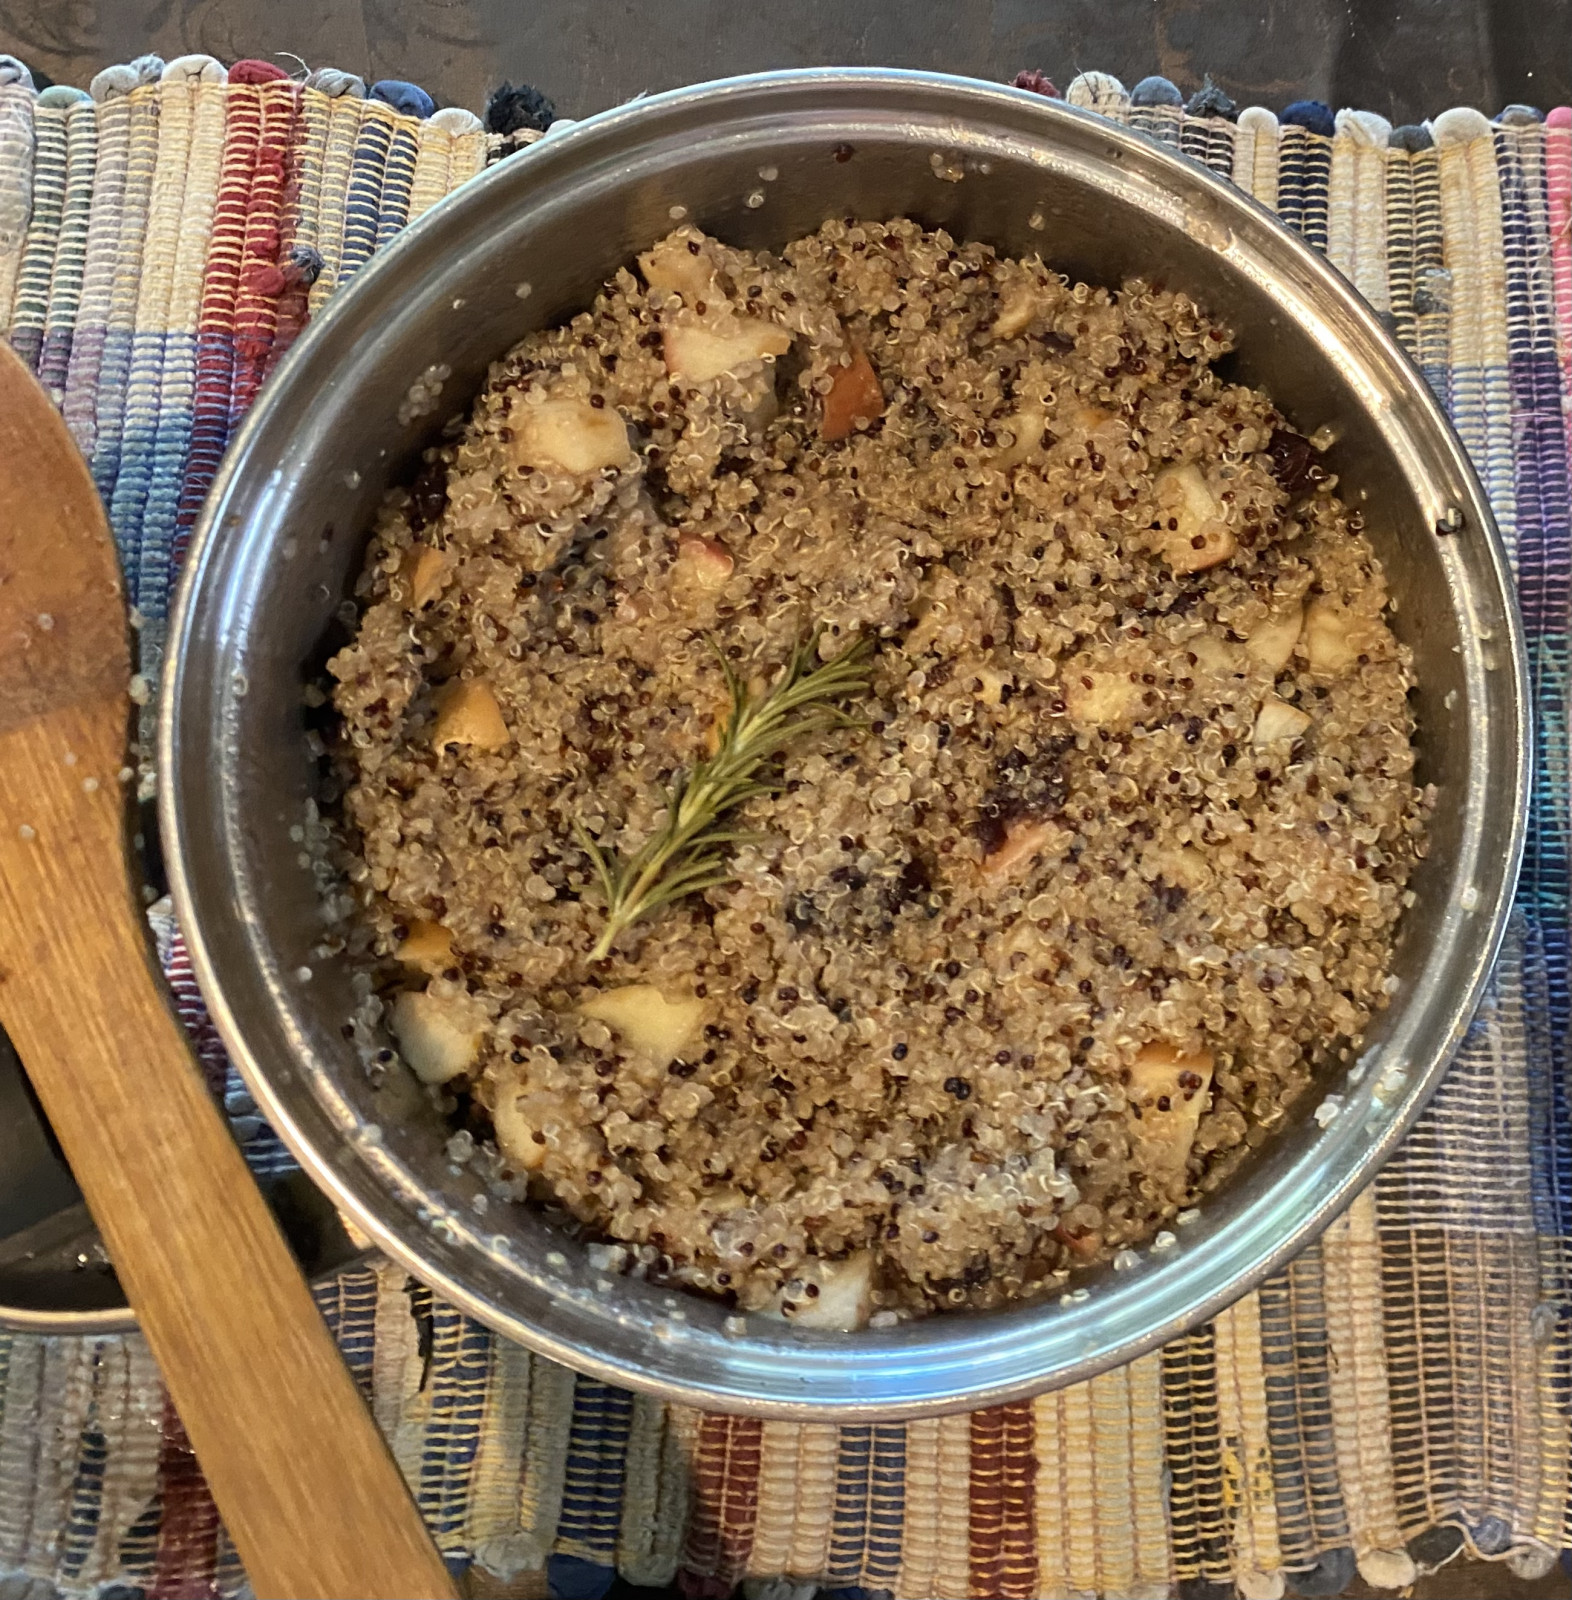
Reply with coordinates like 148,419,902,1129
160,70,1528,1416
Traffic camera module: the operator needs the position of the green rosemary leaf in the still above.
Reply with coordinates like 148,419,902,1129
579,631,874,961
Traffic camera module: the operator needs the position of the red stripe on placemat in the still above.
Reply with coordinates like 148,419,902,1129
717,1413,762,1584
997,1399,1039,1599
679,1413,763,1590
968,1404,1007,1593
149,1399,222,1599
229,79,300,423
163,929,230,1099
170,81,260,570
969,1401,1038,1598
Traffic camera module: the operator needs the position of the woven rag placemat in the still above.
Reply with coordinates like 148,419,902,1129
0,54,1566,1600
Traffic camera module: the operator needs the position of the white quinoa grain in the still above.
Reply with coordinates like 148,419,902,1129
327,219,1428,1322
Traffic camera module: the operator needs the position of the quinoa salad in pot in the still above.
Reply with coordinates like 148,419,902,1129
324,218,1432,1328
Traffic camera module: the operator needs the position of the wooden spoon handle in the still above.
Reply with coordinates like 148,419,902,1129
0,700,456,1600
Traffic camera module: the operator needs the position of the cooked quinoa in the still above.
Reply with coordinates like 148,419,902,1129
327,219,1431,1325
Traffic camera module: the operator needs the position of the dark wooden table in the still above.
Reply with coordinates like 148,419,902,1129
0,0,1568,127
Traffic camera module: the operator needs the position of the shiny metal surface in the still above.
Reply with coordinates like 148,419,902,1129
0,1015,365,1332
160,70,1529,1415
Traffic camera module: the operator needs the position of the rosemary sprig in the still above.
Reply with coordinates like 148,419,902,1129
575,631,875,961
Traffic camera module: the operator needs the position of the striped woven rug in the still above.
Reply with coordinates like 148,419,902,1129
0,53,1567,1600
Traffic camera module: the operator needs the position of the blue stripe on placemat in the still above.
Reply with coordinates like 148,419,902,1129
337,106,393,286
865,1423,907,1589
1494,129,1572,1249
418,1302,492,1544
557,1375,635,1563
827,1423,873,1584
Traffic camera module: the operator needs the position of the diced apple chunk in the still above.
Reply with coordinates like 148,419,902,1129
391,989,483,1084
663,319,792,383
1143,843,1212,892
398,543,448,609
980,817,1060,881
578,984,708,1067
512,398,634,475
773,1251,873,1330
1127,1042,1213,1195
493,1084,569,1172
991,284,1043,340
975,667,1012,706
1253,696,1312,747
1189,633,1243,676
1246,605,1303,670
399,920,454,974
1070,402,1116,434
432,678,509,750
674,535,734,589
1065,668,1141,727
1303,595,1380,673
995,400,1047,466
820,344,885,441
638,233,721,302
1155,463,1236,573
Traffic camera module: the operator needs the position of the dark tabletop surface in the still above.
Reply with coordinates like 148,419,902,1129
0,0,1567,127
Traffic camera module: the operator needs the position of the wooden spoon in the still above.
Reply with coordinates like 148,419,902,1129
0,344,457,1600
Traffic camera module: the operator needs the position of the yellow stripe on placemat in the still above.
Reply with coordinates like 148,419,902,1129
288,83,333,260
0,76,35,335
891,1414,971,1599
370,1262,431,1486
1065,72,1130,122
1326,121,1358,283
1027,1396,1066,1599
134,65,203,335
1088,1367,1139,1598
785,1422,839,1579
1127,1351,1174,1596
518,1350,576,1566
933,1411,973,1599
1244,109,1281,212
169,74,224,334
308,83,366,311
748,1417,802,1577
0,1333,38,1568
1322,1191,1412,1582
450,122,489,187
463,1331,535,1575
1533,1227,1572,1550
1434,109,1515,537
1339,112,1393,312
616,1390,689,1587
1059,1379,1099,1595
893,1417,941,1600
409,108,488,225
1215,1290,1283,1587
408,118,455,224
1031,1365,1173,1598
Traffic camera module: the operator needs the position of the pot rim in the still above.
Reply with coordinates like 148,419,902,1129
160,67,1530,1415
